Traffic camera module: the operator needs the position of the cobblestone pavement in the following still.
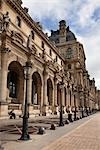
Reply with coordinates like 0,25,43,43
42,113,100,150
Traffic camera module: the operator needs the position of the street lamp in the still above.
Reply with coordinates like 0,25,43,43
19,61,32,140
59,80,64,126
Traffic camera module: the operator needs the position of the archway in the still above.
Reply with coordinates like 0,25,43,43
47,78,53,105
7,61,24,103
31,72,42,105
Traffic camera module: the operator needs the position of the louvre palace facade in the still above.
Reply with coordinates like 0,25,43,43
0,0,100,118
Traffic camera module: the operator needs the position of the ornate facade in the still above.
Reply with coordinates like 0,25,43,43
0,0,100,118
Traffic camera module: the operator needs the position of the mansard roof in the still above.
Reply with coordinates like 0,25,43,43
66,26,76,41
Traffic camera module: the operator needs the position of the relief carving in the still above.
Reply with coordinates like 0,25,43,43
11,31,24,45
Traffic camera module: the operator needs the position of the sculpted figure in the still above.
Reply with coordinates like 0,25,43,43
2,12,10,31
27,33,32,50
67,71,70,79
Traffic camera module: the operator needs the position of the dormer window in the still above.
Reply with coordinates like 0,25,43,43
16,16,21,27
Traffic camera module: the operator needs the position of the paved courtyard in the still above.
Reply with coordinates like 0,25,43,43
0,112,100,150
42,113,100,150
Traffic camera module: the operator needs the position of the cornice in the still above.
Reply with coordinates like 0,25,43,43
5,0,64,61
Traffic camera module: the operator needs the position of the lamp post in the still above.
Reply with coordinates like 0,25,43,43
59,80,64,126
20,61,32,140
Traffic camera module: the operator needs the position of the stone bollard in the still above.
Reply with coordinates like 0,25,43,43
50,124,56,130
68,113,73,122
65,119,69,124
37,127,45,135
0,145,4,150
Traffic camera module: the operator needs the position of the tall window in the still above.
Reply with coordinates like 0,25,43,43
49,49,52,56
16,16,21,27
41,41,44,49
31,31,35,40
68,64,71,69
55,56,58,62
7,71,18,98
66,48,73,59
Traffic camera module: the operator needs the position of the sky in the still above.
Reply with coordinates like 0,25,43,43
22,0,100,89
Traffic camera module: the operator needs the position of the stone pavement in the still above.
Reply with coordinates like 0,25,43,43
42,113,100,150
1,113,100,150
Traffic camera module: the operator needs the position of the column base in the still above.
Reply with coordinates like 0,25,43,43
63,106,67,114
0,101,8,118
53,105,59,115
42,105,54,116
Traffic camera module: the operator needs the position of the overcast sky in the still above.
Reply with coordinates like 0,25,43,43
22,0,100,89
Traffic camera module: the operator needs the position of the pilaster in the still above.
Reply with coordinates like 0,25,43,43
53,78,58,114
42,70,48,115
0,49,9,102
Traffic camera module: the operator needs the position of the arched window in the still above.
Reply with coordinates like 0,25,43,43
66,48,73,59
16,16,21,27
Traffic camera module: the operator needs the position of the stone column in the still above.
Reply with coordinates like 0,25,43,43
71,94,74,107
40,83,43,115
53,79,58,114
0,52,8,102
69,90,72,106
66,88,70,107
60,84,65,115
54,79,57,106
42,72,48,115
62,86,65,106
43,75,48,106
52,85,54,107
81,96,84,107
0,48,9,117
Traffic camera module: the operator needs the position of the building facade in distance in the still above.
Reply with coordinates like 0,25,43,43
0,0,100,118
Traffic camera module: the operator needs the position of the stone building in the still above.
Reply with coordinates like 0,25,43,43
0,0,99,118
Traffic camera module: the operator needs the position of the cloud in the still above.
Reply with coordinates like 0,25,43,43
22,0,100,88
22,0,71,22
76,0,100,27
76,27,100,88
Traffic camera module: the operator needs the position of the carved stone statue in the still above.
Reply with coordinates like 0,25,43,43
2,12,10,31
27,33,32,50
67,71,70,79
